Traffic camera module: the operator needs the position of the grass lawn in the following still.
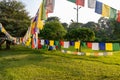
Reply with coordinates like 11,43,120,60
0,45,120,80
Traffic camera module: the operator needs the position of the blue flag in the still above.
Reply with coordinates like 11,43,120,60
95,1,102,14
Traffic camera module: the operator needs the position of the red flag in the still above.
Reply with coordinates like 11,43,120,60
45,0,55,13
117,10,120,22
76,0,84,6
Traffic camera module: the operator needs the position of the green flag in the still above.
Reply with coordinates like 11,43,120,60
113,43,120,51
67,0,76,3
41,0,47,20
110,7,117,20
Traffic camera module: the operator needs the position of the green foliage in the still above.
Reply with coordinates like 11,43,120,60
66,28,95,41
0,0,30,37
62,22,68,31
40,21,67,40
68,22,83,31
46,16,60,22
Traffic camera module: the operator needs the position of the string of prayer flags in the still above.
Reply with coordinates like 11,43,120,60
61,49,113,56
88,0,96,9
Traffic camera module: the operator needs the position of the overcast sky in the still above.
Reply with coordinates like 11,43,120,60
19,0,120,24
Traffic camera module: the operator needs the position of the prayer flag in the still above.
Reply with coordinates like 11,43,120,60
92,42,99,50
117,10,120,22
95,1,102,14
67,0,76,3
87,42,92,48
54,41,59,46
76,0,84,6
64,41,70,48
45,0,55,13
88,0,96,9
75,41,80,49
41,39,45,45
110,7,117,20
113,43,120,51
99,42,105,50
41,0,47,20
50,40,54,46
67,0,85,6
105,43,113,51
102,4,110,17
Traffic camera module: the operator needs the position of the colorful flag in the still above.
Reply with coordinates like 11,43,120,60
45,0,55,13
113,43,120,51
87,42,92,48
102,4,110,17
67,0,76,3
67,0,85,6
41,0,47,20
105,43,113,51
99,42,105,50
95,1,102,14
64,41,70,48
37,10,44,30
117,10,120,22
110,7,117,20
76,0,84,6
88,0,96,9
50,40,54,46
41,39,45,45
75,41,80,49
92,42,99,50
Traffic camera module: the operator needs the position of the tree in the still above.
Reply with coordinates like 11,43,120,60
40,21,67,40
68,22,83,31
61,22,68,31
97,17,115,41
46,16,60,22
65,28,95,41
0,0,31,37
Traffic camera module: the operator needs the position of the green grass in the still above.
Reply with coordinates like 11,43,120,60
0,45,120,80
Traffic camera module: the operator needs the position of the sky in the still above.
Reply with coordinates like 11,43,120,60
19,0,120,24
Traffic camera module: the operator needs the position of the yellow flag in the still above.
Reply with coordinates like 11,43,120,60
37,3,44,30
50,40,54,46
75,41,80,49
1,27,6,33
106,43,113,51
102,4,110,17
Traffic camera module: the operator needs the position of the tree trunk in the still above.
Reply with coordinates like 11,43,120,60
6,40,11,49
